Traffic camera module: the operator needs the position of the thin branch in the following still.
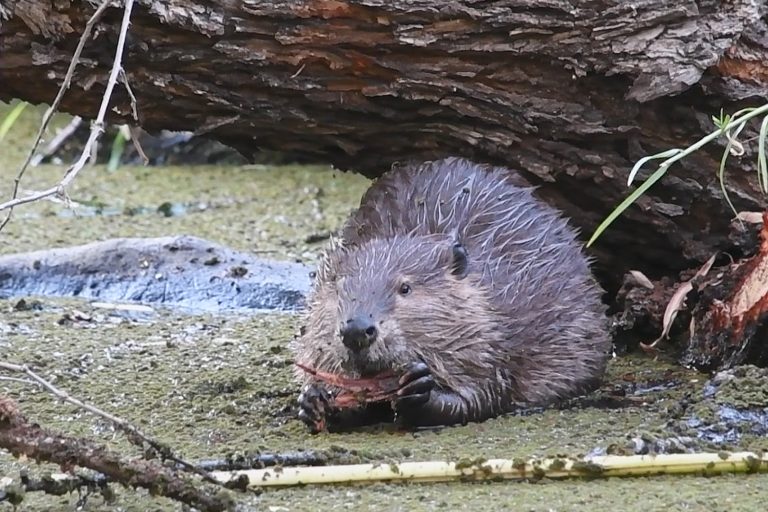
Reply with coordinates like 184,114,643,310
0,449,348,502
0,0,112,232
0,397,235,512
0,361,219,485
117,67,150,165
88,133,100,166
119,67,140,122
0,0,135,214
0,376,36,386
30,116,83,167
127,125,149,165
0,471,109,504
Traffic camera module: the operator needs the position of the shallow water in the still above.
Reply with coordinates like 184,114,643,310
2,102,768,511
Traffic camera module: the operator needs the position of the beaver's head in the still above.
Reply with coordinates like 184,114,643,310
294,233,496,380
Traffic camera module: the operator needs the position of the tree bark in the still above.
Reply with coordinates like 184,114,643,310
1,0,768,292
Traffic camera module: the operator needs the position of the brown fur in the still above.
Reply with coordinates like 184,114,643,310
292,157,612,424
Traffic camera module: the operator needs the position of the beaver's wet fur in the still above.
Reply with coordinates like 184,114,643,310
292,157,612,431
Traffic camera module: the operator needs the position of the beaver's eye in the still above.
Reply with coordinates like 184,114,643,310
398,283,412,296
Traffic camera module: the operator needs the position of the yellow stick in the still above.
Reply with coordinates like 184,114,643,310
209,451,768,488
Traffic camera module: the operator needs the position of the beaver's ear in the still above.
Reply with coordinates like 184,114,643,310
450,242,469,279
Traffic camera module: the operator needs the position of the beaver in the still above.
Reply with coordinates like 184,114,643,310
292,156,612,432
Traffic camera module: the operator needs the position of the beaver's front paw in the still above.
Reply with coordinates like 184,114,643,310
393,361,436,421
297,383,335,433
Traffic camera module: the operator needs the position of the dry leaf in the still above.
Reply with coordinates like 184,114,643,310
641,253,717,350
628,270,654,290
736,211,765,224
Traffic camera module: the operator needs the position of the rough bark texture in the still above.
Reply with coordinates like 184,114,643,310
2,0,768,292
0,397,234,512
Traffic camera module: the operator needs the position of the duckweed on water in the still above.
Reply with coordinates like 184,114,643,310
4,277,768,510
4,103,768,510
548,458,567,471
707,366,768,409
453,457,488,471
1,105,371,262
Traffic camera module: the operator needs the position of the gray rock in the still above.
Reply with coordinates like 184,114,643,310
0,236,312,314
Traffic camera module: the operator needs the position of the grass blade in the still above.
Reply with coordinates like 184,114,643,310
627,148,682,186
588,164,671,247
107,125,129,172
758,115,768,194
0,102,28,142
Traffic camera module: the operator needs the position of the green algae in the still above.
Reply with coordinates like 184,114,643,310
0,102,371,263
0,161,370,265
708,365,768,409
252,475,768,511
4,102,768,510
6,289,768,511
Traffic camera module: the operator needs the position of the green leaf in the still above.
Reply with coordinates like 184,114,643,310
588,164,671,247
591,102,768,246
107,125,129,172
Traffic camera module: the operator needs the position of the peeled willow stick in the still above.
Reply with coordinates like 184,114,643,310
208,452,768,488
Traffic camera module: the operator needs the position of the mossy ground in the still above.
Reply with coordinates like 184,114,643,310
2,102,768,511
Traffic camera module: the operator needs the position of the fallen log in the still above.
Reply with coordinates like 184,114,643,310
2,0,768,292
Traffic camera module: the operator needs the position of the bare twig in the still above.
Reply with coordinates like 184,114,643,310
89,134,100,165
119,68,139,122
0,0,112,231
0,471,109,504
128,125,149,165
0,361,219,485
0,0,135,215
1,449,346,502
0,376,36,386
290,63,306,79
29,116,84,167
117,67,150,165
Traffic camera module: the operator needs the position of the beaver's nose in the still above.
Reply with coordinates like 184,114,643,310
341,316,377,352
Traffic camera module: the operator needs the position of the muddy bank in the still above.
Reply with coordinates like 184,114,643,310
3,295,768,511
0,235,311,314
